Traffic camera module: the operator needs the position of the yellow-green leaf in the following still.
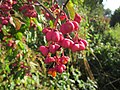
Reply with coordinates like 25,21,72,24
66,0,75,19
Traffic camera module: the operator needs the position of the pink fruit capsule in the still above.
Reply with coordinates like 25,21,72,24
42,28,52,34
45,31,53,42
55,64,66,73
44,56,55,64
55,43,60,50
65,20,75,33
60,23,67,34
2,20,8,25
80,39,88,47
74,13,82,24
49,44,56,54
79,43,85,50
39,46,49,56
52,31,60,42
72,21,79,31
59,32,64,41
60,56,69,64
71,43,80,52
61,38,71,48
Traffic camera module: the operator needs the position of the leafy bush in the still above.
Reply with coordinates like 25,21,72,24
87,16,120,90
0,0,97,90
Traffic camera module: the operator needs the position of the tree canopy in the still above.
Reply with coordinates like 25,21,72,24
110,7,120,27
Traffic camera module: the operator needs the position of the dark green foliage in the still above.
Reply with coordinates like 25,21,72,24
110,7,120,27
87,15,120,90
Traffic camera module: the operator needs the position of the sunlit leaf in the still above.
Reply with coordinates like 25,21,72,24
66,0,75,19
32,18,42,31
10,17,23,30
15,32,23,40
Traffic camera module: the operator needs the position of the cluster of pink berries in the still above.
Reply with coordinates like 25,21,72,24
0,0,17,11
0,0,17,31
19,4,37,18
43,4,67,21
39,13,88,77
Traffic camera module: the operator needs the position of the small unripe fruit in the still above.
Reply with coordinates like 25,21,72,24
39,46,49,56
20,64,24,68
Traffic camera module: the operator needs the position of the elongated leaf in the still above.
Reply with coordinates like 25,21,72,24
10,17,23,30
66,0,75,19
32,18,42,31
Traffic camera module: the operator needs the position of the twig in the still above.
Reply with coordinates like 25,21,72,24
63,0,69,10
103,78,120,89
35,1,56,20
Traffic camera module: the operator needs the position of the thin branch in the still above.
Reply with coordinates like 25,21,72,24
63,0,69,10
35,1,56,20
103,78,120,89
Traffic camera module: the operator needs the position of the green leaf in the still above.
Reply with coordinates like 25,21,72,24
32,18,42,31
5,64,10,73
15,32,23,40
49,20,54,28
18,41,25,50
